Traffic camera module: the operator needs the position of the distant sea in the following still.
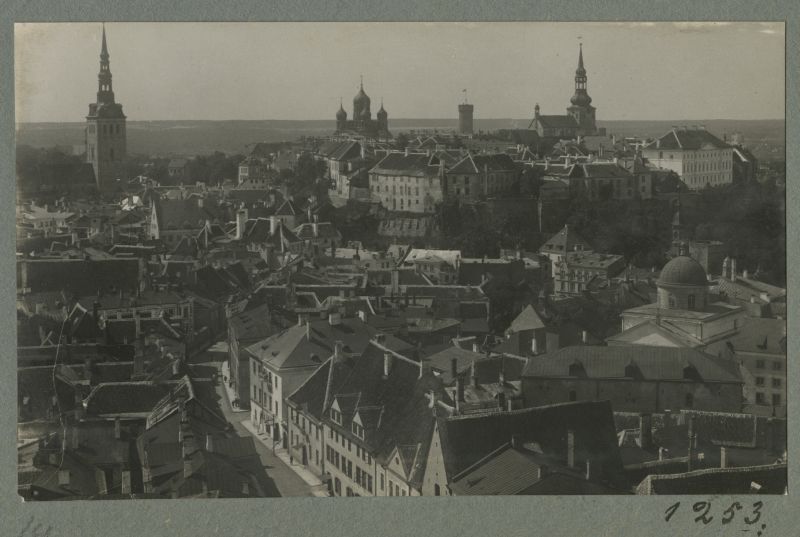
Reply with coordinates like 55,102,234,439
15,118,785,161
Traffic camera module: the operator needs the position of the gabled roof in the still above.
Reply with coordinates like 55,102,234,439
538,225,591,255
448,153,517,174
644,128,730,151
370,153,441,177
567,163,632,179
507,305,546,334
534,115,579,129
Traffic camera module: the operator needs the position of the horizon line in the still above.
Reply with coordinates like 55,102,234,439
16,117,787,125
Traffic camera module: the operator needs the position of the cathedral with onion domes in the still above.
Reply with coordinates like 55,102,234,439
335,78,391,139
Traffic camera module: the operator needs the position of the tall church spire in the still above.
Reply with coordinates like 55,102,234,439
97,23,115,104
576,43,585,75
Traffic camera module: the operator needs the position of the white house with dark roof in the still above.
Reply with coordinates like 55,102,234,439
641,126,733,190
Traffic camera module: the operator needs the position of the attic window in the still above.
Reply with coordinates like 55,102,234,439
330,408,342,425
352,422,365,439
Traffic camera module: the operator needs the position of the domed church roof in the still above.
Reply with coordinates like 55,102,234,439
336,102,347,120
658,255,708,287
354,82,370,106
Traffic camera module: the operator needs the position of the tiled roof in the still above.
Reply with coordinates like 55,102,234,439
534,115,579,129
294,222,341,241
19,257,142,295
507,305,546,333
567,163,632,179
84,381,179,416
447,153,517,174
538,225,591,255
522,345,742,383
370,153,441,177
154,198,220,231
437,401,625,486
644,128,730,151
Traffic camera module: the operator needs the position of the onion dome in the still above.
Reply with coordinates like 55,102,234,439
353,81,371,109
377,100,387,119
658,253,709,287
570,91,592,107
336,101,347,120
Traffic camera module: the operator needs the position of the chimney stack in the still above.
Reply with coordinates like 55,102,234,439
731,258,737,282
334,340,344,359
639,413,652,450
720,446,728,469
687,416,697,471
455,376,464,414
383,352,393,378
206,434,214,453
581,330,588,344
585,459,593,481
121,470,131,494
269,216,278,236
471,360,478,388
531,336,538,355
58,470,70,487
567,429,576,468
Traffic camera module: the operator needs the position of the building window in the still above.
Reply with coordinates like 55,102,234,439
772,361,782,371
330,409,342,424
568,390,577,402
755,377,765,386
685,393,694,408
772,378,781,388
772,394,782,406
380,474,384,491
756,360,766,369
687,295,695,310
755,392,765,404
434,484,441,496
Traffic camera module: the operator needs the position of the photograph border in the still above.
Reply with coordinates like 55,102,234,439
1,3,796,537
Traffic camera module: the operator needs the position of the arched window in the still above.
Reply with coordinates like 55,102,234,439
434,484,441,496
687,294,696,310
668,294,676,308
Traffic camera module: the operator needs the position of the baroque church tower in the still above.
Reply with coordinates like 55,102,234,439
566,44,597,135
85,25,126,191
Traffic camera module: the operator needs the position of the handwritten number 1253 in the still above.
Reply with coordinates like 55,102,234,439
665,501,763,526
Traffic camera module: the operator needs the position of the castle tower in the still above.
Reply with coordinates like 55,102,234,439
458,90,474,136
85,25,126,191
566,44,596,135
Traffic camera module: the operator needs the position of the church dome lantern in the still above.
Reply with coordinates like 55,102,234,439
656,247,709,310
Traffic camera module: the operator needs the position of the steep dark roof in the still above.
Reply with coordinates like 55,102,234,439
437,401,625,486
522,345,742,383
535,115,579,129
448,153,517,174
644,128,730,151
370,153,440,177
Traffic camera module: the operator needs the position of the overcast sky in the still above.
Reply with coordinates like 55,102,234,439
15,22,785,123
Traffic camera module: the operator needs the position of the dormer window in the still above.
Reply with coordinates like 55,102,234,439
352,422,365,439
330,408,342,425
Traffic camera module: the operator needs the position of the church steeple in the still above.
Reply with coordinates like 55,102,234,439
97,24,115,105
570,43,591,105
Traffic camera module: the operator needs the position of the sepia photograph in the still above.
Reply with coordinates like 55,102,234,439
13,21,787,503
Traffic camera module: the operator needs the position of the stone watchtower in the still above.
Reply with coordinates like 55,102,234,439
458,90,474,136
85,25,127,191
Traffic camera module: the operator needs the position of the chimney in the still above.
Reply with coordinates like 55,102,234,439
731,258,737,282
471,360,478,388
743,269,749,280
404,147,410,157
206,434,214,453
567,430,576,468
658,447,667,461
242,482,250,496
235,209,248,240
334,340,344,359
328,311,342,326
428,390,437,410
687,416,697,471
383,352,393,378
581,330,588,344
531,337,538,355
472,342,480,353
70,426,80,450
537,465,548,480
639,413,652,450
114,417,121,440
197,197,204,209
720,446,728,469
498,361,505,385
312,222,319,237
357,309,368,322
58,470,70,487
297,314,306,327
121,470,131,494
390,268,400,295
269,216,278,236
585,459,593,481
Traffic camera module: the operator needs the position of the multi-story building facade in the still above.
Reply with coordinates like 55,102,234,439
641,127,733,190
286,340,446,496
444,153,518,200
553,252,626,296
369,152,447,213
